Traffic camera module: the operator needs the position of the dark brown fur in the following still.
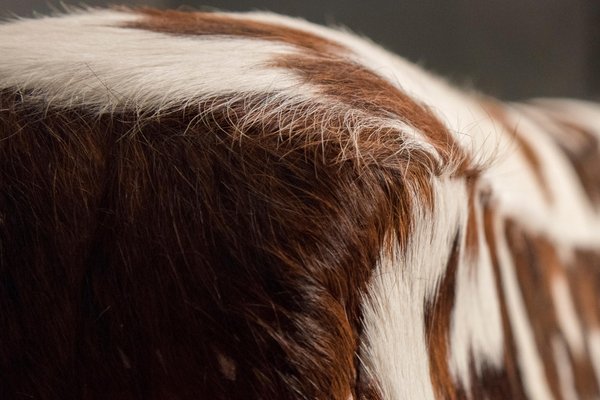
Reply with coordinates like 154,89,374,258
464,178,480,263
424,233,466,400
0,81,446,398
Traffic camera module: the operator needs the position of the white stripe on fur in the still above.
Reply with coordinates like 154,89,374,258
0,10,307,111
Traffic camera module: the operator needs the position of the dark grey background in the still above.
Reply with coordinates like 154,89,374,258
3,0,599,100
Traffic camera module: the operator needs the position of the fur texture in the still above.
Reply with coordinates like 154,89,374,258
1,7,600,400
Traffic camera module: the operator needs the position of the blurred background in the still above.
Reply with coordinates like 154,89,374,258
2,0,599,101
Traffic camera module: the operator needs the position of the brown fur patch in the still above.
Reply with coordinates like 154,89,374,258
569,250,600,329
504,220,564,399
463,178,480,263
424,232,465,400
355,371,384,400
0,87,439,399
124,8,342,53
566,250,600,398
271,55,471,178
4,9,467,395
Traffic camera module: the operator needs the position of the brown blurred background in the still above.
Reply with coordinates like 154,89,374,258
2,0,599,101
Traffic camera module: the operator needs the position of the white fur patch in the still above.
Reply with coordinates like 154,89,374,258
360,178,467,399
482,103,600,249
0,10,308,111
449,187,504,389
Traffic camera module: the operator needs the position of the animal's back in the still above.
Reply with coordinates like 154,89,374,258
1,7,600,400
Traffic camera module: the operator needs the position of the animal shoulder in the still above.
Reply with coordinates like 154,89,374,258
1,7,599,400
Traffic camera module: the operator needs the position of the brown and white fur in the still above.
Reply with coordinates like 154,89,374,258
1,7,599,400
